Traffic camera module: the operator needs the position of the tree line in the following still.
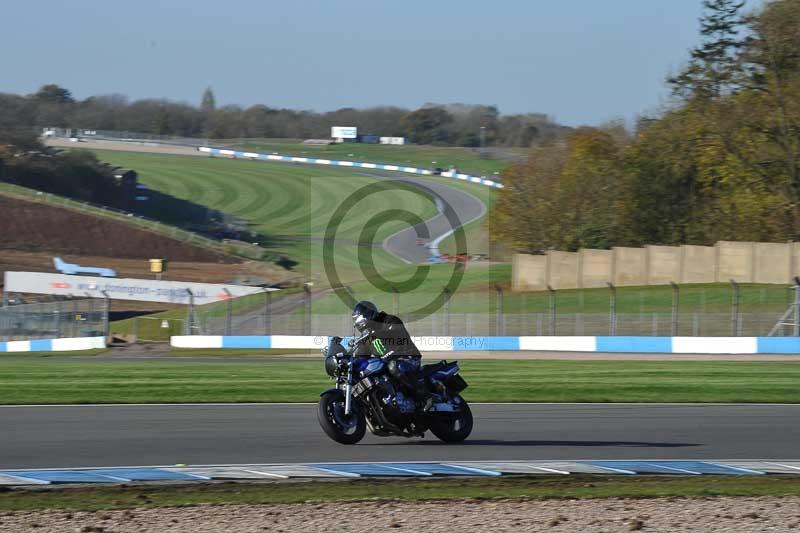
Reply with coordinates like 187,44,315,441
0,131,123,206
495,0,800,253
0,85,569,148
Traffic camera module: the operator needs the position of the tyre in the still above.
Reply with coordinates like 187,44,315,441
317,391,366,445
429,396,473,443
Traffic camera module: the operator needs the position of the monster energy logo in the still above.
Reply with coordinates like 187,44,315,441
372,339,386,356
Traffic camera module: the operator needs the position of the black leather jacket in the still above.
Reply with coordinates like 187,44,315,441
353,312,421,360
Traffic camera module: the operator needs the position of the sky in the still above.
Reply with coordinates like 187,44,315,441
2,0,765,127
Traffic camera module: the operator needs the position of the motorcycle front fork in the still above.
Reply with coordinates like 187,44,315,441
344,361,353,415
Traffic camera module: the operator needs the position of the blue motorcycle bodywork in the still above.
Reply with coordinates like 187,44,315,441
353,357,385,378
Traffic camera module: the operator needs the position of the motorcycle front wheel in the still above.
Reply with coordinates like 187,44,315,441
317,391,366,444
429,396,473,443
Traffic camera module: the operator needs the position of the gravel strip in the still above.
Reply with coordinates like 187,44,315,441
2,496,799,532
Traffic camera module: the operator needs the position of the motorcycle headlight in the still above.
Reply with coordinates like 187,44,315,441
324,355,337,377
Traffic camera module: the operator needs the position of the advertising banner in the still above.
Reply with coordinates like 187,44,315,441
331,126,358,139
4,272,270,304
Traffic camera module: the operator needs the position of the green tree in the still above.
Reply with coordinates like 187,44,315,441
493,140,568,253
200,87,216,114
668,0,748,100
153,107,173,135
494,128,625,252
401,107,454,145
739,0,800,215
32,84,74,104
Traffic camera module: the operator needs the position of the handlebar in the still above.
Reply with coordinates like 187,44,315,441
350,331,371,347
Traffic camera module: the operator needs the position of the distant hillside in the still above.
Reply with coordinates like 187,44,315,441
0,194,239,263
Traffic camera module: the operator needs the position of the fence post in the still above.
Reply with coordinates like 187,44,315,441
494,284,504,336
443,287,451,336
794,277,800,336
730,279,740,336
55,300,62,337
303,283,312,336
224,289,233,336
607,282,617,336
547,285,556,336
72,298,79,337
101,291,110,340
86,295,94,328
264,289,272,335
670,282,679,337
185,289,195,335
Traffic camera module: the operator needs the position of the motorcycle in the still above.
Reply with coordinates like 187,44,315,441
317,334,473,444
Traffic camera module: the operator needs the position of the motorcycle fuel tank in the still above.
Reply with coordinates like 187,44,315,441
356,357,386,378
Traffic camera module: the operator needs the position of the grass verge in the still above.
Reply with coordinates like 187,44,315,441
0,349,107,358
2,475,800,511
0,359,798,404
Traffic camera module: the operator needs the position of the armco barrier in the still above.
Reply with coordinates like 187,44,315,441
170,335,800,354
198,147,504,189
0,336,106,353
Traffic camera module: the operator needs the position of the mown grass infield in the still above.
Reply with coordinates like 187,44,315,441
89,149,444,280
0,358,798,404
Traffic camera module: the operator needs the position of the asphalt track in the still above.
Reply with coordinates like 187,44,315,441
370,172,486,263
2,403,798,469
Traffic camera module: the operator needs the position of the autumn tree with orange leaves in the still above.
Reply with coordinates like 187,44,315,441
495,0,800,253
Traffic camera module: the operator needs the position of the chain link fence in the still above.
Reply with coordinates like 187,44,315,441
5,284,799,341
185,309,797,338
0,299,107,341
181,282,800,338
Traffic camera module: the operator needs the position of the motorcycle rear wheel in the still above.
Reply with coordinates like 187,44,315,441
317,391,366,445
429,396,473,443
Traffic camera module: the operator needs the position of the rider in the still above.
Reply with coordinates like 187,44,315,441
351,301,426,402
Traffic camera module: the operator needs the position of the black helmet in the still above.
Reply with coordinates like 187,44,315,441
352,300,378,332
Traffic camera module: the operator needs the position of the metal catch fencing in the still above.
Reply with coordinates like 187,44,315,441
0,299,108,341
181,281,800,338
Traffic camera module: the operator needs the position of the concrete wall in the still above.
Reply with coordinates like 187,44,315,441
546,251,579,289
791,242,800,280
613,247,647,286
755,242,791,284
579,249,613,288
646,245,681,285
716,241,754,282
678,245,716,284
513,240,798,291
511,253,547,291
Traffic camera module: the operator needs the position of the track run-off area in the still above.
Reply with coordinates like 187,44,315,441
2,403,799,469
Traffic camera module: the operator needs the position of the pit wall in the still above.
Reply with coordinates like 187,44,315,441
170,335,800,354
0,336,106,352
513,241,800,291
